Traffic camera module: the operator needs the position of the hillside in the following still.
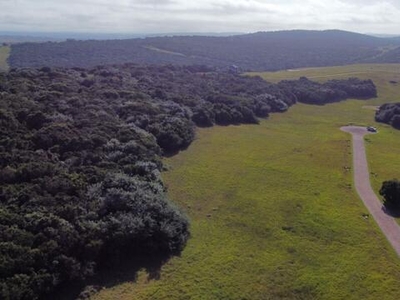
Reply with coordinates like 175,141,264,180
367,46,400,63
93,64,400,300
0,63,377,299
8,30,400,71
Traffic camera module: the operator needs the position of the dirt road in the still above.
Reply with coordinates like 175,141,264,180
341,126,400,256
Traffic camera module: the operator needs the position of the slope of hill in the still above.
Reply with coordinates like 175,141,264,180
92,64,400,300
0,63,377,299
367,46,400,63
0,35,62,44
8,30,400,71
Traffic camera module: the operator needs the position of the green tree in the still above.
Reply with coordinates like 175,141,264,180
379,179,400,210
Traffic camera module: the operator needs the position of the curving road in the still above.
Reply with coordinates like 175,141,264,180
341,126,400,256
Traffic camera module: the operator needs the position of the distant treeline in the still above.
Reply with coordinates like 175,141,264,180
8,30,400,71
375,102,400,128
0,63,377,299
278,77,377,105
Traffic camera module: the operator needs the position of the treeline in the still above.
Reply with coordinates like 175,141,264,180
278,77,377,104
375,102,400,128
8,30,400,71
0,64,377,299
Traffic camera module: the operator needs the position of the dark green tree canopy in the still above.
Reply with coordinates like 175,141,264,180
375,103,400,129
379,179,400,210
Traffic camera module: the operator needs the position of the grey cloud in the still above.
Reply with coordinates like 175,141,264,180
0,0,399,34
208,2,275,15
133,0,176,5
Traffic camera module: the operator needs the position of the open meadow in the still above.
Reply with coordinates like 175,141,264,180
0,46,10,71
93,64,400,299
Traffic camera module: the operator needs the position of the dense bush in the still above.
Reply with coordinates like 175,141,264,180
380,179,400,210
324,78,377,98
278,77,377,104
375,102,400,129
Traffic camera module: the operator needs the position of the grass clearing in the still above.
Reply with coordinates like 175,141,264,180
94,64,400,299
0,46,10,71
144,45,186,57
249,64,400,83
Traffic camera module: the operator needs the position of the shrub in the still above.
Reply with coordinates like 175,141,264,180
380,179,400,210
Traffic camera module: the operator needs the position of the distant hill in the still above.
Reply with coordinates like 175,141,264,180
8,30,400,71
0,31,243,42
0,35,62,44
367,46,400,63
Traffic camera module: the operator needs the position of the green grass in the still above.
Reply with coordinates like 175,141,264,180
144,45,186,57
0,46,10,71
93,64,400,300
249,64,400,83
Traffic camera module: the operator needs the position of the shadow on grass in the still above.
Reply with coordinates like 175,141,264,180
46,253,172,300
162,122,260,158
163,147,187,158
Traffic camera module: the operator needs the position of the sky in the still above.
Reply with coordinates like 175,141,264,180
1,0,400,35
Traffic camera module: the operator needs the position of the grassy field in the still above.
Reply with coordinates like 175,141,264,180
93,64,400,299
0,46,10,71
250,64,400,84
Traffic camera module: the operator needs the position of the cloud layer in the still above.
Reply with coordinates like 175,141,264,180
0,0,399,34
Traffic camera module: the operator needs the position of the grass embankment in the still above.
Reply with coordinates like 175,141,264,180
94,64,400,299
0,46,10,71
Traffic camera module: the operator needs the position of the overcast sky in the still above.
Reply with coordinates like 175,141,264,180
1,0,400,35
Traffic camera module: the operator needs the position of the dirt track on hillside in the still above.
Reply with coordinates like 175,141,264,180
341,126,400,256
